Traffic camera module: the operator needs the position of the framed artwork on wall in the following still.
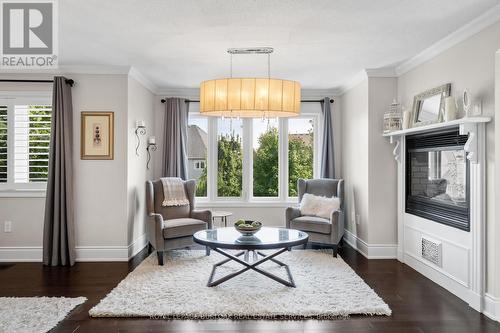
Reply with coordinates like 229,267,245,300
81,111,114,160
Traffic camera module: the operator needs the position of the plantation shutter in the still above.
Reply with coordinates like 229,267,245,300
0,105,7,182
14,104,52,183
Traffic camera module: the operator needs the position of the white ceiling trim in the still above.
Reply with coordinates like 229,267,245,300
365,68,397,78
155,87,339,101
128,67,158,94
337,70,368,95
395,3,500,75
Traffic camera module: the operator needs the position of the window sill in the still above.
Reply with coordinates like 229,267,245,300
0,189,46,198
195,201,298,208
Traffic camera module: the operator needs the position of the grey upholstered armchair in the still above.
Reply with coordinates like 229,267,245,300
285,178,345,257
146,179,212,265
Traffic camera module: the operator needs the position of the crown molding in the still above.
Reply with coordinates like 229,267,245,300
0,65,131,75
128,67,158,93
395,3,500,75
365,68,397,78
155,87,340,101
156,87,200,99
302,88,340,99
337,70,368,95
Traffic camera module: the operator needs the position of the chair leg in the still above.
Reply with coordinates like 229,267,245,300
157,251,164,265
206,246,210,256
302,243,307,250
332,245,338,258
147,242,153,254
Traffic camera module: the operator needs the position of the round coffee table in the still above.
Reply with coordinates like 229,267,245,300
193,227,308,288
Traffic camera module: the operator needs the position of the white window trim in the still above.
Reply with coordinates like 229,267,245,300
0,91,52,195
189,105,322,205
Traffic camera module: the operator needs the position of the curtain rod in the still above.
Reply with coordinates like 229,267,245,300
161,98,334,103
0,78,75,87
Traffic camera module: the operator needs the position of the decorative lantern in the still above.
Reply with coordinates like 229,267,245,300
383,100,402,134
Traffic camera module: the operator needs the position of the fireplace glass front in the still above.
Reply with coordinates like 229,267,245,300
406,128,470,231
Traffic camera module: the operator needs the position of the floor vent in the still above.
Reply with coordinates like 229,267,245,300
421,237,442,267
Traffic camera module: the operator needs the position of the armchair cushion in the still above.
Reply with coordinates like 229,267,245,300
299,193,340,219
290,216,331,234
162,218,207,239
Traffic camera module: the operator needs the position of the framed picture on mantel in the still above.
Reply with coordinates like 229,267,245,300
81,111,114,160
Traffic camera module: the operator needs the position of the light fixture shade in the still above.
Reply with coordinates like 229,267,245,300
200,78,301,117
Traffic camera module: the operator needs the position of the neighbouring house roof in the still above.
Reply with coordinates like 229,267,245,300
188,125,207,159
289,133,312,146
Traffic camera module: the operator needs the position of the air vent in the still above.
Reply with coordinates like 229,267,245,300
421,237,442,267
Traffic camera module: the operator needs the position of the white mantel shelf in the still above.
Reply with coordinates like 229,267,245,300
383,116,491,137
384,116,492,163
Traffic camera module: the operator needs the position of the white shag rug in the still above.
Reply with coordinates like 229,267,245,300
0,296,86,333
89,250,391,320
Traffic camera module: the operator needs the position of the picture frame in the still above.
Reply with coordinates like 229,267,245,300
81,111,114,160
411,83,451,127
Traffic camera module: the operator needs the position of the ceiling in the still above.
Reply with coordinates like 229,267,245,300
59,0,500,90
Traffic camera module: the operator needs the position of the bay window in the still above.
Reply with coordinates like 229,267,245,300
217,118,243,198
187,115,208,197
288,117,314,197
252,118,279,197
189,102,320,203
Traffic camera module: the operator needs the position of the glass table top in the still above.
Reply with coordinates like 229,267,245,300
193,227,308,249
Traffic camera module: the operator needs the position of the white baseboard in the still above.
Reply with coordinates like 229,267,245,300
484,293,500,323
0,234,148,262
403,252,478,307
128,233,148,259
0,247,43,262
344,230,397,259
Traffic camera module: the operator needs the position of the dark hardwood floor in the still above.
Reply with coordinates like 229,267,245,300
1,243,499,333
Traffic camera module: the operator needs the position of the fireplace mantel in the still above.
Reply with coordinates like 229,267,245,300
385,115,490,313
383,116,491,163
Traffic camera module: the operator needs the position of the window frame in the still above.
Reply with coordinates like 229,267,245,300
0,91,52,194
189,102,322,205
186,113,209,199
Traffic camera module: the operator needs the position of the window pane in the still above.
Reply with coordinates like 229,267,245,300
217,118,243,197
288,118,314,196
0,106,7,183
187,116,208,197
253,118,278,197
14,105,52,183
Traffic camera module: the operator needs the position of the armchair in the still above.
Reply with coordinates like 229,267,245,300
146,179,212,265
285,178,344,257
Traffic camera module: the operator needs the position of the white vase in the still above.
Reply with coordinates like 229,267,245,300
402,111,412,129
444,96,457,122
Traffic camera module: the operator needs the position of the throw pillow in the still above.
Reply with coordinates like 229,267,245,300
300,193,340,219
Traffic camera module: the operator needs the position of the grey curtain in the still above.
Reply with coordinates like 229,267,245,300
162,98,189,179
43,77,75,266
320,97,335,178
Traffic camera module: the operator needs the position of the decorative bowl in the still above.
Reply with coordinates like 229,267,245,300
234,220,262,236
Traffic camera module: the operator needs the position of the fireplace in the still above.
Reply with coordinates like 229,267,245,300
405,127,470,231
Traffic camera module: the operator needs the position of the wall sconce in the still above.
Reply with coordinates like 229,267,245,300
135,120,146,156
146,136,157,170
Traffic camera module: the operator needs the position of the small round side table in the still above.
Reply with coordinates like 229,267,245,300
212,211,233,227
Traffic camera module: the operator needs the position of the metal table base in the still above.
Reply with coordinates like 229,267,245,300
207,247,296,288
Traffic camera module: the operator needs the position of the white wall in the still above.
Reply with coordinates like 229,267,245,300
397,21,500,296
494,50,500,299
367,77,398,245
340,80,369,241
340,77,398,250
127,76,155,250
72,74,129,248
